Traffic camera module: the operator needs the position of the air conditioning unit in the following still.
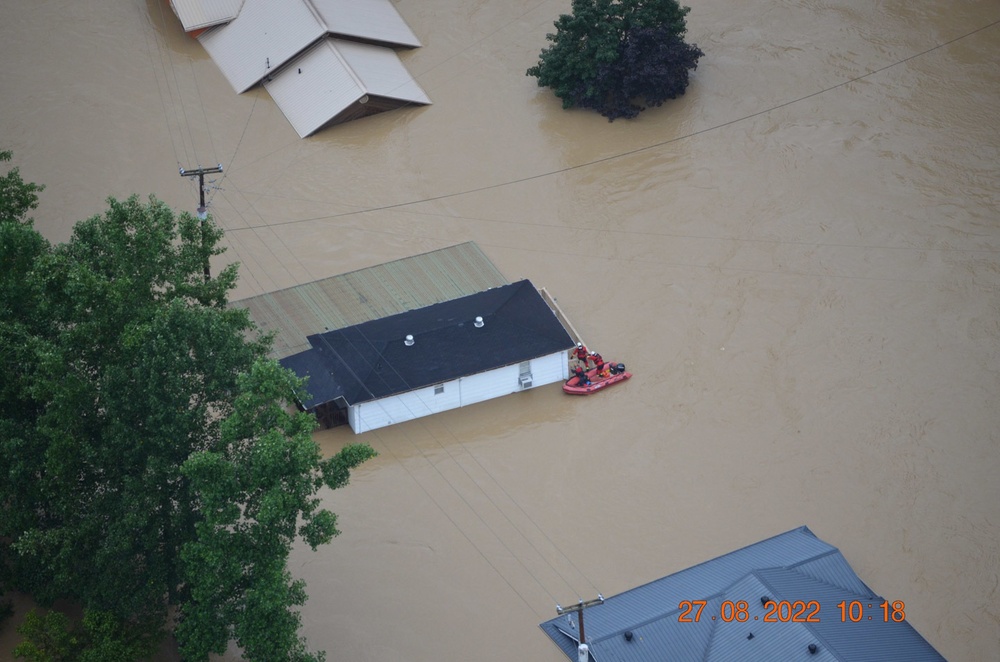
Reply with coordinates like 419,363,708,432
519,374,533,389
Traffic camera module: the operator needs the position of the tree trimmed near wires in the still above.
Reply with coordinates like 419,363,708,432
527,0,704,121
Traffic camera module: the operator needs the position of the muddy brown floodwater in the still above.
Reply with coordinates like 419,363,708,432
2,0,998,660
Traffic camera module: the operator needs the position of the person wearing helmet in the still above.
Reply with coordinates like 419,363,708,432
572,342,589,365
589,351,604,371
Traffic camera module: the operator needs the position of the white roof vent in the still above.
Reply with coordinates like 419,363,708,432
474,316,484,328
404,334,415,346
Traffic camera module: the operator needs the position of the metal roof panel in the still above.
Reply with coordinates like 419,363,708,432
169,0,244,31
199,0,325,93
264,39,365,138
264,39,429,137
231,242,508,360
333,38,430,105
311,0,421,47
540,527,945,662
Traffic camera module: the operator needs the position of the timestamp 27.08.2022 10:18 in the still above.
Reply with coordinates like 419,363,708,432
677,599,907,623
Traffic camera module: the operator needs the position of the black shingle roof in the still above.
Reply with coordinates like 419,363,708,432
281,280,574,407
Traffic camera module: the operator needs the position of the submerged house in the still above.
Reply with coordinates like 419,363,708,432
281,280,575,434
540,526,945,662
168,0,430,135
229,243,578,434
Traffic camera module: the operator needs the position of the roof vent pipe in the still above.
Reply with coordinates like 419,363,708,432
808,644,818,654
474,316,484,328
404,335,415,346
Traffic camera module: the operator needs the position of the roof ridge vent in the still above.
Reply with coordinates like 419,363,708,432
404,334,415,346
474,316,484,328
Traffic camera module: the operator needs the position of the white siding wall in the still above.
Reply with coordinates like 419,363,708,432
348,351,569,434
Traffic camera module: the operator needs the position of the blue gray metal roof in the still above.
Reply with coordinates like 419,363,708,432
539,526,945,662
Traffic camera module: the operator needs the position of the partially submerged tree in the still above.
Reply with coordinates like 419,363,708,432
13,609,163,662
176,360,376,661
0,158,376,660
527,0,704,121
0,150,44,226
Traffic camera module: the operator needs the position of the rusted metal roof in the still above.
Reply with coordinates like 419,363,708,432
231,242,509,359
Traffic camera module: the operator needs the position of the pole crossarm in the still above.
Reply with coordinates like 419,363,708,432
556,594,605,615
555,594,604,650
179,164,223,177
179,164,224,281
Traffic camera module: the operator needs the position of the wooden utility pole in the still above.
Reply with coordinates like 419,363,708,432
179,164,223,281
556,594,604,662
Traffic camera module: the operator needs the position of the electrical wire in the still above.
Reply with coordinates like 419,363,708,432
223,17,1000,234
314,321,602,604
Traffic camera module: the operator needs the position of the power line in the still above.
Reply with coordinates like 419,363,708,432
315,324,603,602
216,190,310,287
365,427,549,617
307,331,555,613
155,0,200,166
214,190,291,292
189,58,219,165
207,93,258,210
223,17,1000,234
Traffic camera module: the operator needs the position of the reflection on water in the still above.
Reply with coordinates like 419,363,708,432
1,0,998,660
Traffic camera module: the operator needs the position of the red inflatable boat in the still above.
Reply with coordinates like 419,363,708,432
563,361,632,395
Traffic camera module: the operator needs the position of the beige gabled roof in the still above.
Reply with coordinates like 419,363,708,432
198,0,423,94
169,0,244,32
311,0,421,48
199,0,325,93
230,243,509,360
336,39,429,103
264,38,430,137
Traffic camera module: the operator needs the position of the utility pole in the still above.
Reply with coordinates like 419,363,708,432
179,163,223,281
556,594,604,662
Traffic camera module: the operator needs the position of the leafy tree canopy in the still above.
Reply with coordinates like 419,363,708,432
0,150,45,226
527,0,704,120
0,158,376,661
13,608,162,662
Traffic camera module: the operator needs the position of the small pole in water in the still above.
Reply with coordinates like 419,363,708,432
556,594,604,661
179,163,223,281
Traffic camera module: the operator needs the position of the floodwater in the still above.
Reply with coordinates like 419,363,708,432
2,0,998,660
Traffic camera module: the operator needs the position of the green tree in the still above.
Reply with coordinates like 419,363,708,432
176,360,376,661
0,150,45,226
526,0,703,120
12,609,162,662
0,162,376,660
12,610,78,662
